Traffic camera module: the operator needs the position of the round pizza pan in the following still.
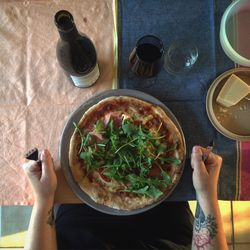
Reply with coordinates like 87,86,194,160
206,68,250,141
59,89,186,215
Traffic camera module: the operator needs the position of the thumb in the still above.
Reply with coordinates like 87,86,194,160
40,149,55,179
191,146,208,175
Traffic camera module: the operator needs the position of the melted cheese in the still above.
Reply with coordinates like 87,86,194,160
216,74,250,107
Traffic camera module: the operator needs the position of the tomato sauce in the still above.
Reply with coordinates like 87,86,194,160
148,165,161,177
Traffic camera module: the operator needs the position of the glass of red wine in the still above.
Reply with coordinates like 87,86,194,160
129,35,164,79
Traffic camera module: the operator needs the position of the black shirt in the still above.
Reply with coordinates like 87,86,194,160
55,202,193,249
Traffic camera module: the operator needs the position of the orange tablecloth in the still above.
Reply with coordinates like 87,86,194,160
0,0,116,205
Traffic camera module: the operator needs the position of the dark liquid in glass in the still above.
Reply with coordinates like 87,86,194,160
129,42,163,78
137,43,162,62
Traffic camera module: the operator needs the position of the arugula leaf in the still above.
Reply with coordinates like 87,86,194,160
145,185,163,199
103,166,125,181
157,143,167,153
124,174,165,198
161,170,172,185
73,122,83,137
161,157,182,165
122,120,138,136
131,185,149,194
94,120,104,134
107,120,114,137
83,133,91,146
73,122,85,153
80,147,93,171
114,137,138,154
125,184,163,199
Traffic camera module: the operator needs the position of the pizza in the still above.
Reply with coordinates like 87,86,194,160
69,96,185,210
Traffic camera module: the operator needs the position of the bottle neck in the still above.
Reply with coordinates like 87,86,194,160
58,25,79,41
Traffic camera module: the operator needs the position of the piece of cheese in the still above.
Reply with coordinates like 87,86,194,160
216,74,250,107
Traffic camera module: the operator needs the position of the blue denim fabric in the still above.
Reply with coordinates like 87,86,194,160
118,0,237,200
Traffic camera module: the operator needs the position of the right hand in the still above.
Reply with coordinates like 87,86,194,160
191,145,222,203
22,149,57,204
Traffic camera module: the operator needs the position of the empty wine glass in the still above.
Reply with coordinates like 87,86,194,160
164,39,198,74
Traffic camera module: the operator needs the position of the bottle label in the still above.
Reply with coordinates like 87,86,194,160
70,63,100,87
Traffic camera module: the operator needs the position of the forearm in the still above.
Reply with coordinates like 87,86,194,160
192,195,228,250
24,198,57,250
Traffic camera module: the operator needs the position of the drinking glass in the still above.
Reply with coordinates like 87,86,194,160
129,35,164,78
164,39,198,74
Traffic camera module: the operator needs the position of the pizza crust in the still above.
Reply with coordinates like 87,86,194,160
78,174,156,210
69,96,185,210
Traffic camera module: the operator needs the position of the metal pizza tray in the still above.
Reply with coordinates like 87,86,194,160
59,89,186,215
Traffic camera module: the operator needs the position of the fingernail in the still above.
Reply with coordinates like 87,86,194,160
41,149,48,159
41,151,45,160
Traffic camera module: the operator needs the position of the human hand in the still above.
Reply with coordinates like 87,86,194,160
22,149,57,204
191,145,222,203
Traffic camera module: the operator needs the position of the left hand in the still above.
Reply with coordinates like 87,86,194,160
22,149,57,204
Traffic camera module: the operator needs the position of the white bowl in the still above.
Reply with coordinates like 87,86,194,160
220,0,250,66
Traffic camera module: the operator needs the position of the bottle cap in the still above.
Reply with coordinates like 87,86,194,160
55,10,75,32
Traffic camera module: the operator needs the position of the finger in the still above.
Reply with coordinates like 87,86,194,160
23,160,41,175
205,151,222,166
205,152,222,177
191,146,204,166
191,146,208,175
22,160,42,184
195,146,211,160
40,149,55,179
